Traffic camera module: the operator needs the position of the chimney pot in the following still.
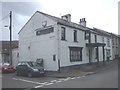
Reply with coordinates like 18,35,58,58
79,18,86,27
61,14,71,22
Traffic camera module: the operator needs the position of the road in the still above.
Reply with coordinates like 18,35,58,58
43,61,118,88
2,60,118,88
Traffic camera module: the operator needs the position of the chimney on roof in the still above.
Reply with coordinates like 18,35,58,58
61,14,71,22
79,18,86,27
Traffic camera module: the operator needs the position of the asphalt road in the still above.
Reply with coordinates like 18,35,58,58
2,60,118,89
43,62,118,88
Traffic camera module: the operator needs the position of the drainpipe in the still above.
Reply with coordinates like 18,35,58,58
102,46,105,65
88,30,91,64
57,24,61,73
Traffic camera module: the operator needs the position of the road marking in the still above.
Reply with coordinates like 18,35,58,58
35,84,45,88
82,76,85,77
71,77,76,80
50,80,57,83
77,76,81,78
45,82,53,86
12,78,47,85
13,75,87,88
55,80,62,83
63,77,71,81
12,78,18,80
58,78,67,81
18,79,43,84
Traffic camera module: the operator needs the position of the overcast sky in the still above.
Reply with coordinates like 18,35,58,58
1,0,119,41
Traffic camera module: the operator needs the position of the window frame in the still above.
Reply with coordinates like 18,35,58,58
95,34,97,43
61,27,66,40
69,47,83,62
107,38,110,47
73,30,77,42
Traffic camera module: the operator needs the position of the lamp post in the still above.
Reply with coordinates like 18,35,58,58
4,11,12,65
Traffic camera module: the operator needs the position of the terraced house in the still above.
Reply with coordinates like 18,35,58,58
18,11,119,71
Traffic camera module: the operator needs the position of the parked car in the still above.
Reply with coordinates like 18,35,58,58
15,61,45,77
0,63,16,73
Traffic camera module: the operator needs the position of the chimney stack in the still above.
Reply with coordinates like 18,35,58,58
61,14,71,22
79,18,86,27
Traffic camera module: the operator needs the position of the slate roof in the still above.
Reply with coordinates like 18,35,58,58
37,11,88,31
92,27,111,37
19,11,118,38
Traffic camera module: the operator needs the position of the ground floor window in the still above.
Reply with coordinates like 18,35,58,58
69,47,83,62
106,49,111,60
106,49,111,57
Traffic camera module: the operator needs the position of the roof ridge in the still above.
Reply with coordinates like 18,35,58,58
93,27,110,34
37,11,87,29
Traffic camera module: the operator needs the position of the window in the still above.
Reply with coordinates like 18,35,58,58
53,55,56,61
69,47,83,62
95,35,97,43
102,37,104,43
36,27,54,36
106,49,111,57
95,48,98,59
107,38,110,47
112,38,114,45
115,38,118,46
85,31,90,40
17,53,19,57
74,30,77,42
61,27,66,40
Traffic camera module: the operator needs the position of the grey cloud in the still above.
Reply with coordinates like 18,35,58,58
2,2,41,16
2,2,42,40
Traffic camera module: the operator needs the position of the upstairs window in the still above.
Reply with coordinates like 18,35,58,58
107,38,110,47
102,37,104,43
73,30,77,42
95,35,97,43
61,27,66,40
115,38,118,46
112,38,114,45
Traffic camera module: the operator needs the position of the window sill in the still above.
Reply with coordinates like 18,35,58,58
61,39,67,41
74,41,78,43
70,60,82,62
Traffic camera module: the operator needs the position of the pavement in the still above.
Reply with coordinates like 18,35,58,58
45,59,118,78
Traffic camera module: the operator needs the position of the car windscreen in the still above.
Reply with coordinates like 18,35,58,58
27,62,41,67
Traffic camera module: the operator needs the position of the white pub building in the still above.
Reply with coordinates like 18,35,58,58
19,11,118,71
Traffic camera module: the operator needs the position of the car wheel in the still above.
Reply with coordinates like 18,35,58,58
28,72,32,77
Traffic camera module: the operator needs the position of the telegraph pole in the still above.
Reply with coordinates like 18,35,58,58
9,11,12,65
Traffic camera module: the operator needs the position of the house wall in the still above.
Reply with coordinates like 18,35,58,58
19,11,115,71
57,24,89,67
12,48,19,66
19,12,58,71
90,33,112,62
111,37,119,59
104,37,112,60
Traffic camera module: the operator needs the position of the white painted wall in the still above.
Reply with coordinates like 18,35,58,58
58,25,89,67
19,12,58,71
12,48,19,66
19,11,114,71
90,33,112,62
